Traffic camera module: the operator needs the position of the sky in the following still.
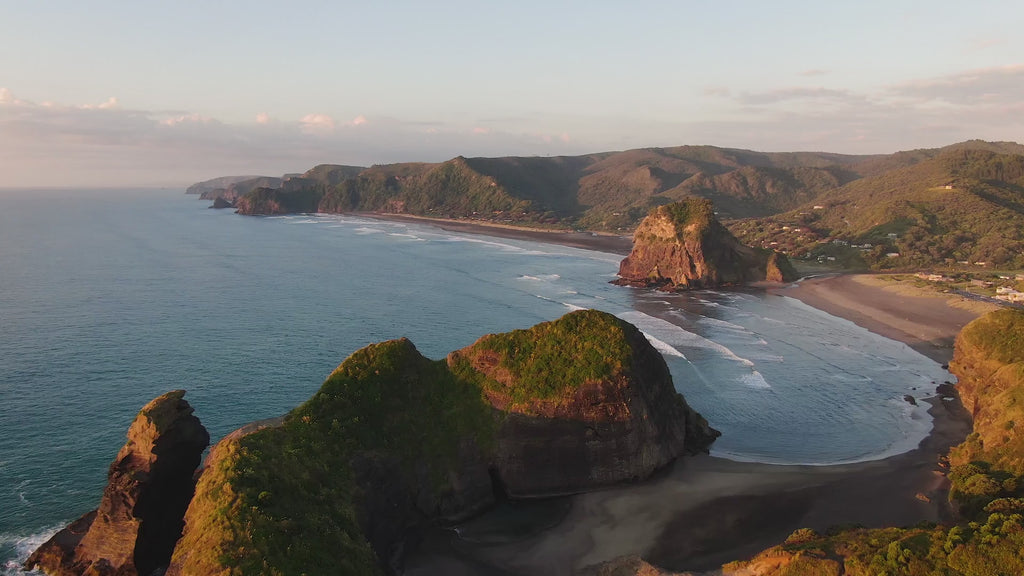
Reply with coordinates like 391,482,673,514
1,0,1022,187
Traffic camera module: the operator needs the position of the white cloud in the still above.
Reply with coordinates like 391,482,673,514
79,96,119,110
160,113,214,126
2,65,1023,187
300,113,336,133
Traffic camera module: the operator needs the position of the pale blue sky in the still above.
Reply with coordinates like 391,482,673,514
2,1,1022,186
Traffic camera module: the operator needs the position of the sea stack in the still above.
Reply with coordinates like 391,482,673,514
615,198,798,290
26,390,209,576
164,310,716,574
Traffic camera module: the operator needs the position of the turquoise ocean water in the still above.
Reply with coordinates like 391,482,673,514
0,189,948,571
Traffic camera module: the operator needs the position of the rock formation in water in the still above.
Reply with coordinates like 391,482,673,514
209,196,234,209
26,390,209,576
615,199,798,290
162,310,716,574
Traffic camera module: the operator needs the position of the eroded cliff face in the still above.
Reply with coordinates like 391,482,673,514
616,199,798,290
26,390,209,576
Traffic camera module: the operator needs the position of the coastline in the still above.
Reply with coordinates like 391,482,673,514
389,222,985,574
407,395,971,575
358,212,634,255
771,273,996,364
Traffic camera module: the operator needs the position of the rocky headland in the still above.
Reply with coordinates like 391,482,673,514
25,390,209,576
29,310,716,576
614,199,798,290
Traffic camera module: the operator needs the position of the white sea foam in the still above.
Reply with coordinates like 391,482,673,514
353,227,384,234
619,311,756,367
740,371,772,389
518,274,561,282
2,525,62,575
562,303,586,312
641,333,687,358
617,310,769,387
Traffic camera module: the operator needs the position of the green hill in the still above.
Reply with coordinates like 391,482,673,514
193,140,1024,270
729,148,1024,269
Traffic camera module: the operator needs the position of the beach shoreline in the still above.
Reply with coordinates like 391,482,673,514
358,212,634,255
407,392,971,575
386,221,989,574
770,273,996,364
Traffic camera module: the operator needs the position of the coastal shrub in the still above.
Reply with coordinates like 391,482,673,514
784,527,820,545
172,337,497,575
450,309,636,406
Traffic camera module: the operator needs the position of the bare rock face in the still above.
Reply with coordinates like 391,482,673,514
615,199,797,290
26,390,209,576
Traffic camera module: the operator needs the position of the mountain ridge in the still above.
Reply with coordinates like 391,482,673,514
191,139,1024,270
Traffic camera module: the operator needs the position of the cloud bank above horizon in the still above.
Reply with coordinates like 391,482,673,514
1,1,1022,187
3,64,1022,188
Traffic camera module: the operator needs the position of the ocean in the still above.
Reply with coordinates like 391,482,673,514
0,189,948,571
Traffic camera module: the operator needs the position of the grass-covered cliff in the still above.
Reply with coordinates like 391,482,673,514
163,310,714,575
718,309,1024,576
168,338,494,575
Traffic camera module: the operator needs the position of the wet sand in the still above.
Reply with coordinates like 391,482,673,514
359,212,634,255
772,274,994,364
406,395,971,575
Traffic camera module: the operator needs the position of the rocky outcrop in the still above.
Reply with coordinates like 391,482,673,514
615,199,798,290
26,391,209,576
209,196,234,209
449,309,718,495
161,310,716,575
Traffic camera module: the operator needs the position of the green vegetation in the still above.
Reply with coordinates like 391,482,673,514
449,309,636,407
732,516,1024,576
730,149,1024,270
662,197,716,237
219,139,1024,269
171,310,675,574
956,309,1024,365
171,338,495,575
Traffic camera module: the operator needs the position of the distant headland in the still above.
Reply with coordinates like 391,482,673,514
189,139,1024,271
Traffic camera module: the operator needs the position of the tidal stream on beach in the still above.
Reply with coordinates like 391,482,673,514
0,189,949,572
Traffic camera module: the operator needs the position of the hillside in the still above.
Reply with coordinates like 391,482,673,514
192,140,1024,270
185,174,264,196
226,145,872,228
729,148,1024,270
